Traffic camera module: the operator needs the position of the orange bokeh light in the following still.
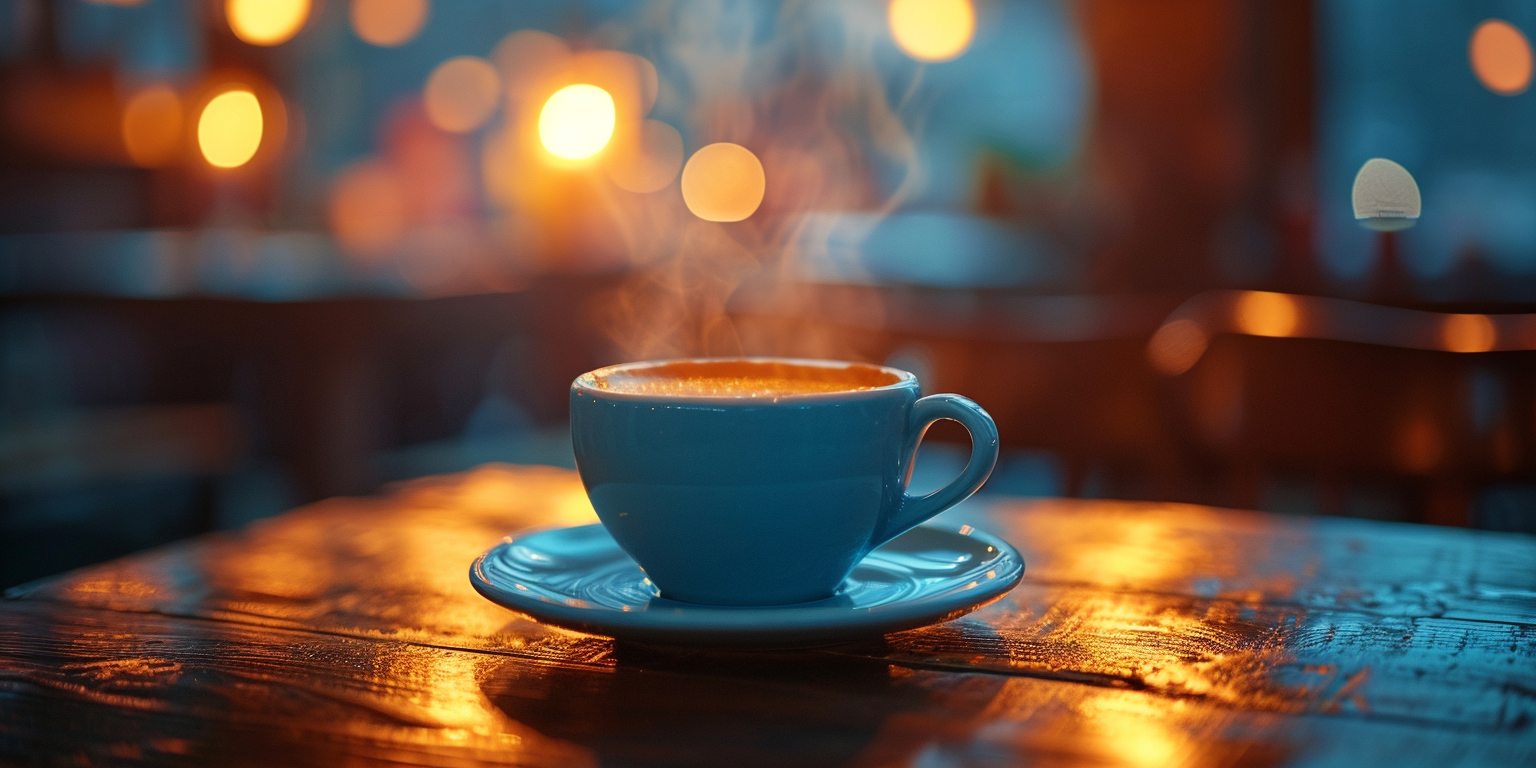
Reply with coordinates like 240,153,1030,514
888,0,976,62
424,56,500,134
606,119,684,193
575,50,658,116
1441,314,1496,353
538,84,616,161
121,85,183,168
1234,291,1300,338
1147,319,1208,376
1470,19,1533,95
328,159,408,259
680,143,766,222
351,0,429,47
493,30,571,100
226,0,309,46
197,88,263,169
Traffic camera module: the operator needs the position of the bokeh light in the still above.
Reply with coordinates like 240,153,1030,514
424,56,500,134
1234,291,1300,338
197,89,263,169
121,85,183,168
329,159,408,259
573,50,659,116
226,0,309,46
626,55,659,115
1147,319,1208,376
680,142,766,222
888,0,976,63
606,119,684,193
1352,158,1420,231
538,84,616,161
493,29,571,99
351,0,429,47
1441,313,1496,353
1470,19,1532,95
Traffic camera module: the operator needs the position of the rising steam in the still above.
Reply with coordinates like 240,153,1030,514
585,1,926,362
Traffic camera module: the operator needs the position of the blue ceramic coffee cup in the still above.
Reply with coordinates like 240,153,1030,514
570,358,999,606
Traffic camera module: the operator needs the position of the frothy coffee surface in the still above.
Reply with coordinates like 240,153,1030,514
588,360,902,398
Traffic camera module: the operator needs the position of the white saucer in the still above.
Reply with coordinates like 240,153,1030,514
469,523,1024,647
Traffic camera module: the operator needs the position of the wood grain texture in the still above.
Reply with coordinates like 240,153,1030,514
3,464,1534,767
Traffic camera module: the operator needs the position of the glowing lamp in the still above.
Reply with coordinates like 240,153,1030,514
539,84,616,161
226,0,309,46
888,0,975,63
198,89,263,169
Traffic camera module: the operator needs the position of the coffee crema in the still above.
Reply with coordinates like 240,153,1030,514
586,360,903,397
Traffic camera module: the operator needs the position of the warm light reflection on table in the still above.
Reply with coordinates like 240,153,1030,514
3,465,1533,766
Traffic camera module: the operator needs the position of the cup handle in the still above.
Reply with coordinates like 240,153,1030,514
873,394,1000,548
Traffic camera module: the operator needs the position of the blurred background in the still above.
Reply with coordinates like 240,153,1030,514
2,0,1535,587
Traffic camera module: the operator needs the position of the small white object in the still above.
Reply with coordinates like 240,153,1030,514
1353,158,1421,232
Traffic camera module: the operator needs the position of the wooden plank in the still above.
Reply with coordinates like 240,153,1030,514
986,499,1536,624
3,602,1532,768
0,601,593,768
5,465,1535,765
14,467,1536,637
856,583,1536,729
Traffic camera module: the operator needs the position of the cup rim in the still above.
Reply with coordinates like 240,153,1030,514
572,357,918,404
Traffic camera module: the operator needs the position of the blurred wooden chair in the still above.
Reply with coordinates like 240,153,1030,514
1149,290,1536,526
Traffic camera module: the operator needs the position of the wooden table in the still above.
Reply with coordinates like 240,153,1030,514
3,465,1533,767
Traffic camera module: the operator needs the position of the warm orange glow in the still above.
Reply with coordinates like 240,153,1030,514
538,84,616,161
588,360,899,397
424,56,500,134
1082,697,1186,768
606,119,683,193
351,0,429,47
680,143,766,222
571,50,658,116
1234,291,1300,338
1396,413,1442,474
225,0,309,46
1441,314,1496,353
493,30,571,98
1470,19,1533,95
1147,319,1208,376
328,160,407,258
627,55,659,115
888,0,976,62
197,89,263,169
121,85,183,168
